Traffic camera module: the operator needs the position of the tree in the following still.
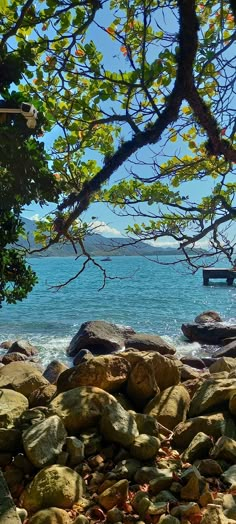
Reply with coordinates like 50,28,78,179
0,45,58,305
0,0,235,297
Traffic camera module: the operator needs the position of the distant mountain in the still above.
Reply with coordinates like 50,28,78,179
18,217,193,257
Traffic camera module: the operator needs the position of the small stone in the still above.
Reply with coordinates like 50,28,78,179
222,465,236,486
148,501,167,515
199,490,215,507
66,436,85,466
210,436,236,463
171,502,201,518
28,507,71,523
158,517,180,524
181,432,213,463
16,507,28,522
134,466,164,484
200,504,229,524
107,508,124,523
100,404,138,447
180,474,201,501
112,459,141,480
154,491,178,503
149,471,173,494
197,459,223,477
98,479,129,510
129,434,160,460
73,516,90,524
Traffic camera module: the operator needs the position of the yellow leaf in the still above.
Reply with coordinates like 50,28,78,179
182,106,191,115
0,0,8,13
170,133,177,142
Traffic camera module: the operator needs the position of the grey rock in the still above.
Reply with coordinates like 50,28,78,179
67,320,130,356
182,323,236,345
100,403,138,446
125,333,176,355
23,415,67,468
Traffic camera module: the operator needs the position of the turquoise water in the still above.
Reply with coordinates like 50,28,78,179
0,256,235,365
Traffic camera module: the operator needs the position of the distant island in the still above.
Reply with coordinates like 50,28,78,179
20,217,201,258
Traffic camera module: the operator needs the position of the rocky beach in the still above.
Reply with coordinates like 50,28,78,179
1,312,236,524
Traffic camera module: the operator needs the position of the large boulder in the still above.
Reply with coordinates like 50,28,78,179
57,355,131,393
125,333,176,355
0,388,28,428
100,403,139,446
182,323,236,345
23,415,67,468
126,360,159,408
144,384,190,430
67,321,133,356
173,412,236,449
189,378,236,417
7,339,38,357
0,362,48,398
209,357,236,374
49,386,118,433
29,384,57,408
214,340,236,358
20,465,84,512
121,351,180,392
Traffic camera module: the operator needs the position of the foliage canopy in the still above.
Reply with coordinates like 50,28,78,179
0,0,235,302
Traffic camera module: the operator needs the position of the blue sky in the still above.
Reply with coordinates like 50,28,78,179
23,2,236,246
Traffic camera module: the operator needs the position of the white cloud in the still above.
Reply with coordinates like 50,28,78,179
90,220,123,237
147,238,210,248
28,214,40,221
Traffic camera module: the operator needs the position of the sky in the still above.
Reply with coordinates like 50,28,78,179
23,1,235,247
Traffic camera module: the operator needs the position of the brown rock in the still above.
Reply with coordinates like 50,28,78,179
144,384,190,430
0,362,49,398
8,339,38,357
126,359,159,407
50,386,118,433
209,357,236,374
29,384,56,408
180,357,206,369
2,352,29,364
28,507,71,523
173,412,236,449
195,311,222,323
214,340,236,358
189,378,236,417
43,360,68,384
210,436,236,463
98,479,129,510
125,333,176,355
67,320,129,356
57,355,130,394
198,459,223,477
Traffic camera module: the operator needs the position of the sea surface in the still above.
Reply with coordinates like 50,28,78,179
0,256,235,366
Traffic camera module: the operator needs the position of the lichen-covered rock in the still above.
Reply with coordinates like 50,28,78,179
0,362,48,398
20,465,84,512
144,384,190,430
121,351,180,392
29,384,56,408
126,360,159,407
66,436,85,466
23,415,67,468
210,436,236,463
129,434,160,460
43,360,68,385
28,507,71,523
100,403,138,446
0,388,28,429
98,479,129,510
111,459,141,480
133,413,159,437
173,412,236,449
181,432,213,463
57,355,130,394
189,378,236,417
209,358,236,374
50,386,118,433
195,311,222,323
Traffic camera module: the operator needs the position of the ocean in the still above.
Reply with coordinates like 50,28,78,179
0,256,235,366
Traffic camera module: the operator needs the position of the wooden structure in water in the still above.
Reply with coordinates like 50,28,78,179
203,268,236,286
